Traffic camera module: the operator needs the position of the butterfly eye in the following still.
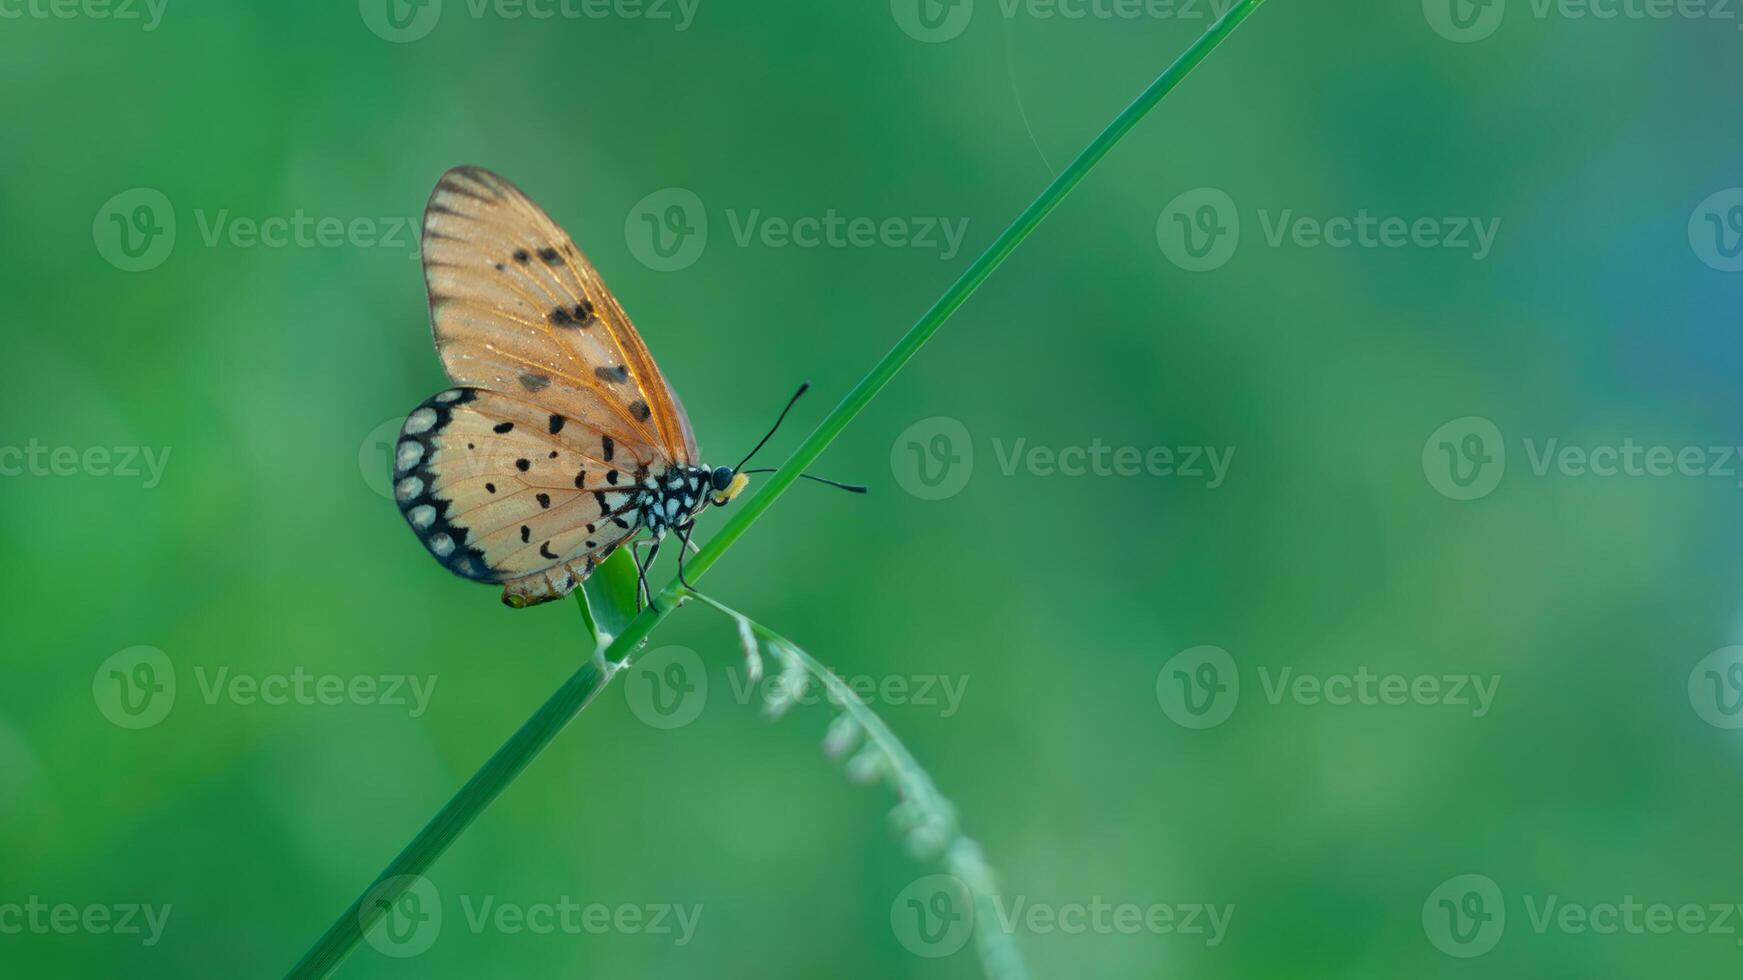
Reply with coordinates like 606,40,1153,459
710,466,735,492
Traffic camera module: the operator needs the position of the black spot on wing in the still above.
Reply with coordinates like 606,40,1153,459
538,246,560,263
493,421,514,434
548,415,565,434
629,400,650,421
595,365,629,384
519,372,551,393
513,248,531,264
550,300,596,329
601,436,614,461
539,541,558,560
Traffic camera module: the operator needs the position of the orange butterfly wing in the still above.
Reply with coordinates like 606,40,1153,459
393,167,696,607
420,166,696,465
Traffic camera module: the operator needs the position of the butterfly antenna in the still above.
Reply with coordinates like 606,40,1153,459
733,382,810,474
739,469,867,494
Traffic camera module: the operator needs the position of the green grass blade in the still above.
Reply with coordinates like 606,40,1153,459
681,0,1269,588
287,4,1266,974
684,589,1030,979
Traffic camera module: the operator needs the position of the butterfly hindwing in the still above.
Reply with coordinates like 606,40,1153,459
393,388,648,599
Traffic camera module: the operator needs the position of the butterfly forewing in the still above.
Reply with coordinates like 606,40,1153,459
420,166,696,464
395,167,696,607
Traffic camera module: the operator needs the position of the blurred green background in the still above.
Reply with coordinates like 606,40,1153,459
4,0,1743,976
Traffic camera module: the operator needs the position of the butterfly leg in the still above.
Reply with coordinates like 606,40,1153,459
635,537,662,612
675,522,698,591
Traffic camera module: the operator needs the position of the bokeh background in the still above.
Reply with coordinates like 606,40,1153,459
4,0,1743,976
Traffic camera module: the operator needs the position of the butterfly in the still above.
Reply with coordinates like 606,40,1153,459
389,166,826,609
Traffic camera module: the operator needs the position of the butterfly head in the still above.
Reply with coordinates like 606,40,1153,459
709,465,749,506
